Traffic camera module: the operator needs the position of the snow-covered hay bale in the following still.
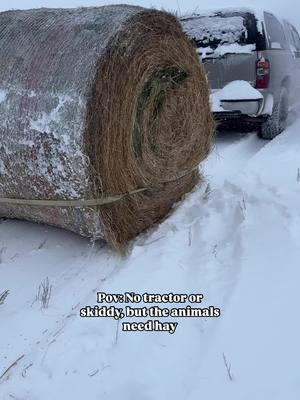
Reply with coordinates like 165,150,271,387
0,5,214,250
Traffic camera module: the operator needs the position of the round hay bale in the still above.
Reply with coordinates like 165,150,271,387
0,5,214,251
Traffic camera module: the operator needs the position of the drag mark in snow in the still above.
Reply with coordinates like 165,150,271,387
204,130,267,185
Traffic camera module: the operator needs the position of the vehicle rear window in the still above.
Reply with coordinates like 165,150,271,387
182,11,261,50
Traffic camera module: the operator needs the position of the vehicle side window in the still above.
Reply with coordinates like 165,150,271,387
264,12,287,49
283,22,294,48
291,25,300,50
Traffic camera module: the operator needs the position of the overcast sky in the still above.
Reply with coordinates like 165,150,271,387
0,0,299,28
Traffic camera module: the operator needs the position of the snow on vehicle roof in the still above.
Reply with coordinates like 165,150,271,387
181,7,266,21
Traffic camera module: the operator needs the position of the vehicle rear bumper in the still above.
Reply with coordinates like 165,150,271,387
220,98,264,116
213,111,268,123
210,82,273,120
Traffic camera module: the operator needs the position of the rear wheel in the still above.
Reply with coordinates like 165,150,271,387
258,87,289,140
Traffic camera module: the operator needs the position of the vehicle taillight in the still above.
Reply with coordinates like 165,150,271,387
256,58,270,89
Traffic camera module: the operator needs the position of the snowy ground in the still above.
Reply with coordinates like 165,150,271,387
1,115,300,399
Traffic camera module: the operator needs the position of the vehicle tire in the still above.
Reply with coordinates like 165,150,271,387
258,87,289,140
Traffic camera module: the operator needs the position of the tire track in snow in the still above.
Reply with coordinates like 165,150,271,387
203,129,267,186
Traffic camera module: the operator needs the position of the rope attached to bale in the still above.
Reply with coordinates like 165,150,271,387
0,5,215,251
0,166,200,207
0,188,148,207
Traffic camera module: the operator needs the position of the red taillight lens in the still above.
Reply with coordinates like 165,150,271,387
256,58,270,89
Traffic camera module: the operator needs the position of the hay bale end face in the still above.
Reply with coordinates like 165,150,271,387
0,5,214,250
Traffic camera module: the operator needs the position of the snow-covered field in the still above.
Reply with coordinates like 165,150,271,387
1,111,300,399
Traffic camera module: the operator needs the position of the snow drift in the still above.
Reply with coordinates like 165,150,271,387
0,5,214,250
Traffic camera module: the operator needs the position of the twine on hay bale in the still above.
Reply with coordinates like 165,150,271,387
0,5,214,251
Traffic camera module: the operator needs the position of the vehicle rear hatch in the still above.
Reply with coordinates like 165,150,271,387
181,10,265,90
